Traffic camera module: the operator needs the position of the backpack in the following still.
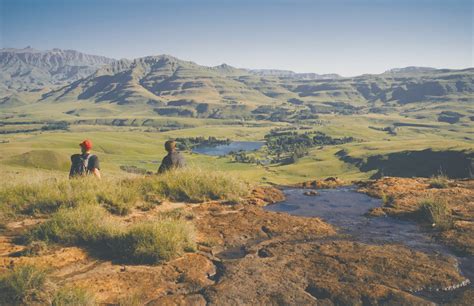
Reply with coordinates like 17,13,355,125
69,154,94,177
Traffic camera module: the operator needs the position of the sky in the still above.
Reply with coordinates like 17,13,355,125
0,0,472,76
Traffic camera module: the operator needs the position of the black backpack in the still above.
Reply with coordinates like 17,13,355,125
69,154,94,177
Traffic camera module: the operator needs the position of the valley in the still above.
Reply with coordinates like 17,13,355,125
0,47,473,305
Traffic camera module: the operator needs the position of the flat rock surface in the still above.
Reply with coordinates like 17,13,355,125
0,184,472,304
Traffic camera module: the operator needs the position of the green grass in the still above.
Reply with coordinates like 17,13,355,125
0,111,472,186
418,198,453,230
27,205,196,264
428,174,450,189
52,286,96,306
8,150,71,171
0,168,250,220
0,264,52,305
0,177,140,217
116,218,196,263
138,167,251,203
27,205,117,245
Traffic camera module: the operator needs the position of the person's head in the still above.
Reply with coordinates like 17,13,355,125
164,140,176,153
79,139,93,154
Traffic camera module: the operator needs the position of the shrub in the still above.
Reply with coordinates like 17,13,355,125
418,199,453,230
116,218,196,264
52,286,96,306
428,175,449,189
0,264,53,304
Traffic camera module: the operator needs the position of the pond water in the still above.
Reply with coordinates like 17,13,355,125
192,141,264,156
265,186,473,301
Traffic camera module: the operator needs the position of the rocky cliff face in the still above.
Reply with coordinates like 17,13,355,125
0,47,114,96
1,48,472,120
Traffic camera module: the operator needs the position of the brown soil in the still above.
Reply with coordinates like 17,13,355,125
0,185,471,305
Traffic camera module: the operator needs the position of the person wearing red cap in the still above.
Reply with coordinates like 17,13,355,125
69,139,101,178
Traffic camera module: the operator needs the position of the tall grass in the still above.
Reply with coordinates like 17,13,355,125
0,177,139,217
138,167,251,203
52,286,96,306
0,168,251,219
116,218,196,263
27,205,118,245
418,198,453,230
0,264,53,304
27,206,196,264
428,174,449,189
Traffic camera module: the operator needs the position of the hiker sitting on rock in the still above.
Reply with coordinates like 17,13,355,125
69,139,101,179
158,140,186,173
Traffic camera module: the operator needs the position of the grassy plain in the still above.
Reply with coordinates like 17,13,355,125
0,111,472,185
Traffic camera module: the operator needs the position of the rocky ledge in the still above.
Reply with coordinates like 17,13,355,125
1,181,473,305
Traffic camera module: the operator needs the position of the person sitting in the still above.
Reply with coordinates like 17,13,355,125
158,140,186,173
69,139,101,178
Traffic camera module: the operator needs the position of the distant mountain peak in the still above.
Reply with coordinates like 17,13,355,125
248,69,341,80
0,47,115,97
384,66,437,74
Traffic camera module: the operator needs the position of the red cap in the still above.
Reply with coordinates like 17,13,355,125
79,139,93,150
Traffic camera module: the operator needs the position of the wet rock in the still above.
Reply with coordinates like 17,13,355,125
193,202,335,248
365,207,387,217
257,248,273,258
202,240,466,305
303,190,319,196
359,177,474,255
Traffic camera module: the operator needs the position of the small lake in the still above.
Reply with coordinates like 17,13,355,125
192,141,264,156
265,186,473,302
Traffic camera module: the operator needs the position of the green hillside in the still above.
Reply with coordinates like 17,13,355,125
1,50,471,123
0,49,472,183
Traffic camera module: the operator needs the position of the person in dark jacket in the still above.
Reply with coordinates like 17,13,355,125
158,140,186,173
69,139,101,178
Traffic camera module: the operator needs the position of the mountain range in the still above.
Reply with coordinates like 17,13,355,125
1,47,472,120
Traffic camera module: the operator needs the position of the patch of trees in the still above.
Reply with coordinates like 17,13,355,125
0,121,69,134
252,106,322,123
262,129,355,164
41,121,69,131
231,152,262,164
368,126,397,135
438,111,464,124
288,98,304,105
154,107,196,118
175,136,231,151
321,102,364,115
72,118,195,130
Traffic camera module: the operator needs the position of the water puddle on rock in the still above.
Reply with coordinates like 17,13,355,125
265,186,473,302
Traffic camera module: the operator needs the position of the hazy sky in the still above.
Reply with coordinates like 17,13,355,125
1,0,472,76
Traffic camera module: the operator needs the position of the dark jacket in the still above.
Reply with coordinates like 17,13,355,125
158,151,186,173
